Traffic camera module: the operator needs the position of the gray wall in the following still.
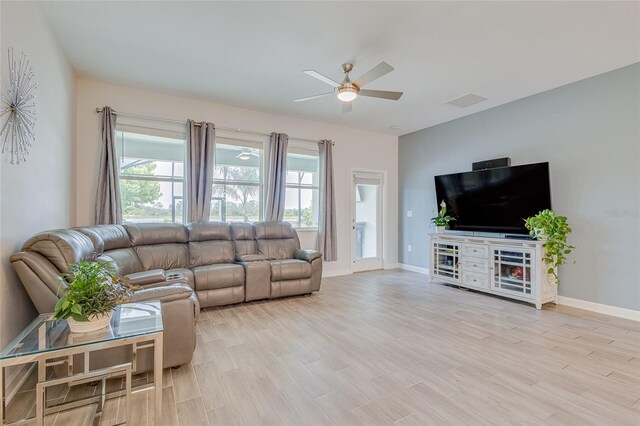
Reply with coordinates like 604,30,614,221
399,63,639,311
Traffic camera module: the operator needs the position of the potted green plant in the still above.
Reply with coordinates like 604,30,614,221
524,209,575,284
55,260,133,333
431,200,456,233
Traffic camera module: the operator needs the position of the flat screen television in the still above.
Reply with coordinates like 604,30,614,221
434,162,551,234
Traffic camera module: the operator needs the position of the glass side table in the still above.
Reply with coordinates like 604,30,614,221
0,301,163,426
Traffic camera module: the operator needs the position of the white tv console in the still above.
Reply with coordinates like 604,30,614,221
428,233,557,309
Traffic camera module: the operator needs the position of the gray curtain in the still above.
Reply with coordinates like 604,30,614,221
317,139,337,261
264,132,289,221
186,120,215,222
95,106,122,224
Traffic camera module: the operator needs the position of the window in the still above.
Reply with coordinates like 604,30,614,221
211,141,263,222
116,126,185,223
285,151,319,228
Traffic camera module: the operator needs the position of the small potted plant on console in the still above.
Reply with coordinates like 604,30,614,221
431,200,456,234
54,259,134,333
524,209,575,284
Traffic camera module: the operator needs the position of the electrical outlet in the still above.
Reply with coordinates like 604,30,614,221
407,245,412,252
407,210,413,217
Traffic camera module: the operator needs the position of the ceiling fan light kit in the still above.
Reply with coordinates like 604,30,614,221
296,61,403,113
337,86,358,102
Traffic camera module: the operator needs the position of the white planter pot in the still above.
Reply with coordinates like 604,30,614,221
67,311,113,333
436,226,445,234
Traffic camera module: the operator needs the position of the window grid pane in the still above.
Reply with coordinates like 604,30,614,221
286,152,320,228
117,130,185,224
213,143,263,222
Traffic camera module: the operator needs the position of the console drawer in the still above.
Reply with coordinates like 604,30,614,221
461,271,489,290
461,258,489,274
462,243,488,258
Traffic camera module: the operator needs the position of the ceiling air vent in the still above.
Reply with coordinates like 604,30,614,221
445,93,488,108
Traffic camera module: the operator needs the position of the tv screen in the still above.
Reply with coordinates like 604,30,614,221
434,162,551,234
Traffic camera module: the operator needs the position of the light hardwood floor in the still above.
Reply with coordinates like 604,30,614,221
8,269,640,425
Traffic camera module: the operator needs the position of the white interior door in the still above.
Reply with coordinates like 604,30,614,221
352,171,383,272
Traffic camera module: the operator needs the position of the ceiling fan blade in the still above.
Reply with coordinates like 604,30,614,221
359,89,403,101
342,102,353,114
354,62,394,87
293,92,334,102
303,70,341,87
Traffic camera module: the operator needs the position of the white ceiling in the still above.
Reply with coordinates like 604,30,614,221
38,1,639,136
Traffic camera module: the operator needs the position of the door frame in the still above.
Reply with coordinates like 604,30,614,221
350,167,387,273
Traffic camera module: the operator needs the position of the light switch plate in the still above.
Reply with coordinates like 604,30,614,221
407,211,413,217
408,245,412,252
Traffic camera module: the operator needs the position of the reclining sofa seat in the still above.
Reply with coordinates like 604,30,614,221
187,222,245,307
254,222,323,298
122,223,195,289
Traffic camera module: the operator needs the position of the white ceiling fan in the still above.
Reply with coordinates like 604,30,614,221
294,62,403,113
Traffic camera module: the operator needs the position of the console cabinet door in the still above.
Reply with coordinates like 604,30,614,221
432,241,460,281
491,247,535,299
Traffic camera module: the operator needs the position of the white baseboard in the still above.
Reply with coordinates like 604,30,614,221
322,269,353,278
557,296,640,321
397,263,429,275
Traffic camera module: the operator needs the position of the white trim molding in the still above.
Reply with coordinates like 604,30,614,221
322,269,353,278
396,263,638,321
557,296,640,321
397,263,429,275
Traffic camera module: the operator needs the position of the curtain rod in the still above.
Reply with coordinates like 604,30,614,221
95,107,334,145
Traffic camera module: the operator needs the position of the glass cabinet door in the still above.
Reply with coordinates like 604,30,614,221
432,242,460,280
492,248,533,298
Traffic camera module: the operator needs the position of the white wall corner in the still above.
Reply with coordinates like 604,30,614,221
556,296,640,321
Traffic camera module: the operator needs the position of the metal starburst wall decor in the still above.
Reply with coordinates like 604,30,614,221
1,46,37,164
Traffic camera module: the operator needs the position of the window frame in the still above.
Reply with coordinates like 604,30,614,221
116,123,187,224
211,136,264,223
285,145,320,229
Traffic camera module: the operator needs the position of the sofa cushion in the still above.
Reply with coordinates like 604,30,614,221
269,259,312,281
124,223,189,246
135,244,189,271
230,223,257,256
101,248,143,276
187,222,231,242
257,239,297,260
193,264,245,291
255,221,295,240
22,230,95,273
74,225,131,252
187,222,235,267
255,221,300,260
189,240,235,267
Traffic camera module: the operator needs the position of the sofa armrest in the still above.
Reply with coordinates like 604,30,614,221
128,284,194,304
235,254,266,263
125,269,166,286
295,249,322,262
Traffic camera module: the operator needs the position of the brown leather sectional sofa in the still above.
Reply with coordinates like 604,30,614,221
10,221,322,369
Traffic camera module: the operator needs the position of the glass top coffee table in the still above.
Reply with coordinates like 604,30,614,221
0,301,163,426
